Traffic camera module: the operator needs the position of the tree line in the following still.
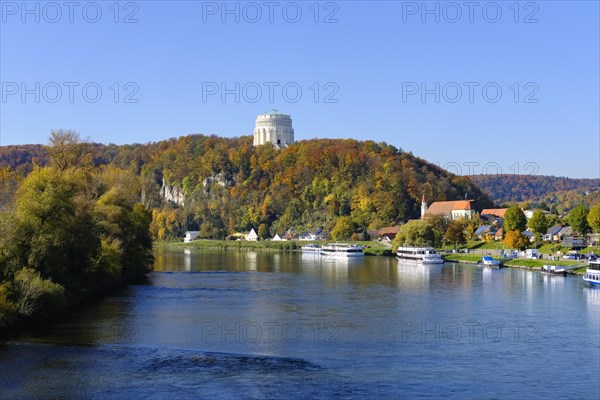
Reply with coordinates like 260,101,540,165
0,131,153,333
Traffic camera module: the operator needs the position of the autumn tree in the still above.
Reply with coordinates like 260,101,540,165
568,205,590,235
47,130,93,171
588,204,600,234
257,223,270,240
444,220,466,250
331,216,354,241
503,206,527,232
504,230,530,250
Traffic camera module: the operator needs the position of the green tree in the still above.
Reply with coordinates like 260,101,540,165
331,216,354,241
528,210,549,242
568,205,590,235
11,268,66,318
586,204,600,234
393,220,438,248
444,220,466,250
546,214,560,227
6,167,99,290
503,206,527,232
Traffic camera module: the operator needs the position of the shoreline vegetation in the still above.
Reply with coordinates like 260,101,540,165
156,239,394,256
156,240,594,275
0,132,153,337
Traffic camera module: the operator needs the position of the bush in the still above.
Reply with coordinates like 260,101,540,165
12,268,66,318
0,284,15,329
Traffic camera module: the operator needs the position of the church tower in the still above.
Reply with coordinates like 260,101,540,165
421,194,428,219
253,110,295,149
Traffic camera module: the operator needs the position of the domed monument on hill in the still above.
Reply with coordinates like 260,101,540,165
253,110,295,148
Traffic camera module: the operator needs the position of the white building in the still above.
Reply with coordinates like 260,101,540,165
184,231,200,242
421,196,475,221
246,228,259,241
253,110,294,148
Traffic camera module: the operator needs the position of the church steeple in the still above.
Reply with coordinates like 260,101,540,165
421,194,428,219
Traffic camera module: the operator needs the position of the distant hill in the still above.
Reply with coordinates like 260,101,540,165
470,174,599,212
1,135,494,239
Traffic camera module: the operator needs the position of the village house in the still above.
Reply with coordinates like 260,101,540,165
524,209,552,219
298,231,313,241
481,208,508,219
523,230,535,243
378,226,401,241
283,232,299,241
297,229,329,241
543,225,563,242
494,228,503,241
183,231,200,243
474,225,497,240
481,208,507,227
246,228,258,241
271,233,286,241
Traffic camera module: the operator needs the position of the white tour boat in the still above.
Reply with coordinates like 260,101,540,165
301,244,322,254
396,247,444,264
320,243,364,258
583,260,600,286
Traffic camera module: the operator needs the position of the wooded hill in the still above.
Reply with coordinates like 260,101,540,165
470,174,599,213
1,134,494,240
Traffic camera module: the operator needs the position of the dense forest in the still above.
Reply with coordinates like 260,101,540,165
471,174,599,212
0,132,153,333
1,132,494,241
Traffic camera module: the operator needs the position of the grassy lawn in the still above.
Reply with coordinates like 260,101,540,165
155,239,394,256
441,241,505,251
503,259,584,269
444,253,502,263
580,246,600,254
156,239,302,251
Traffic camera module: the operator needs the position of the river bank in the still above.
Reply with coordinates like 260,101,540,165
155,240,394,256
157,241,590,274
444,254,586,275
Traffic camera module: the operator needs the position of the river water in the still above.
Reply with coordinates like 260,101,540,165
1,248,599,399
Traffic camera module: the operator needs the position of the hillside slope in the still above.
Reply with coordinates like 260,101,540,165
470,174,599,206
2,135,494,238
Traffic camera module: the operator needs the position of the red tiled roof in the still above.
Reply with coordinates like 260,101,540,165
481,208,508,218
426,200,473,215
378,226,401,235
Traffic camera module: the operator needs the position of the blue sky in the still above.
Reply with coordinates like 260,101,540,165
1,1,598,178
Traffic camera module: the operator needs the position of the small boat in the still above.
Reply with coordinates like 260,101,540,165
583,260,600,286
541,264,567,276
321,243,364,258
396,247,444,264
301,244,322,254
480,255,501,268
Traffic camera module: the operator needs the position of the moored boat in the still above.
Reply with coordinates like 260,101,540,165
541,264,567,276
396,247,444,264
301,244,322,254
583,260,600,286
479,255,501,268
321,243,364,258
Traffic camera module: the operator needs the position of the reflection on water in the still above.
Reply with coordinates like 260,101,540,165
1,248,598,400
396,263,435,290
